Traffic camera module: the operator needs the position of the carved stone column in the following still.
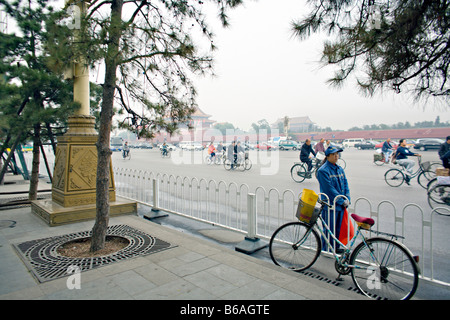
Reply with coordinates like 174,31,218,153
31,1,136,226
31,114,136,226
51,115,115,208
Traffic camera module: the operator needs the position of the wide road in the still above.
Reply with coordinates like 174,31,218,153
27,146,450,285
112,146,450,284
113,146,440,210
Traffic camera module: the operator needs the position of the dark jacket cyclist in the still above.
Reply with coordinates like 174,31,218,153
300,139,316,171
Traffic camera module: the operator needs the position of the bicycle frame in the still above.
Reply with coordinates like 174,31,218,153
314,214,361,265
312,212,408,272
396,156,427,178
299,158,322,173
291,213,358,261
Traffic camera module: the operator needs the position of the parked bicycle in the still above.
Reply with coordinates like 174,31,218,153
269,197,420,300
384,156,435,188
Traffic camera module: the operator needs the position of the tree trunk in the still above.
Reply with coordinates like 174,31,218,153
90,0,124,253
29,123,41,200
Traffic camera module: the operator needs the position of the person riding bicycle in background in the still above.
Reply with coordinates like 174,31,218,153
300,138,316,176
217,141,224,154
395,138,421,185
382,138,394,163
122,141,130,158
227,141,236,170
161,142,168,156
208,142,216,161
438,136,450,169
314,138,326,154
317,146,350,253
236,141,245,157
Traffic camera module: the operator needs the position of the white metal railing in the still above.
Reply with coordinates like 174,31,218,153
113,167,450,287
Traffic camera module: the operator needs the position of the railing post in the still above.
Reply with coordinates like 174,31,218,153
143,178,168,220
235,193,267,254
247,193,257,238
153,178,160,211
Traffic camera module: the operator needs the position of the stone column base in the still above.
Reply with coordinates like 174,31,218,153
31,197,137,227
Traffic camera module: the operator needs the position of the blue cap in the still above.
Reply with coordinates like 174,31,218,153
325,146,343,156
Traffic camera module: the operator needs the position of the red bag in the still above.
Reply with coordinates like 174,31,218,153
338,208,355,245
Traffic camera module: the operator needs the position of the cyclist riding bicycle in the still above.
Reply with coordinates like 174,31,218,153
381,138,394,163
227,141,236,169
300,139,316,176
208,142,216,161
122,141,130,158
161,142,168,156
395,138,421,185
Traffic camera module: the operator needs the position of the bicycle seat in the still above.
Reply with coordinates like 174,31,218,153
351,214,375,230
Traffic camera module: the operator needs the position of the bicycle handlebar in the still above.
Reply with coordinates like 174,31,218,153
317,198,332,208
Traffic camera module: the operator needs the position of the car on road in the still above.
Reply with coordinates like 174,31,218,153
375,141,399,149
179,141,203,151
138,143,153,149
256,142,276,151
278,140,300,150
354,140,376,150
413,138,444,151
343,138,365,148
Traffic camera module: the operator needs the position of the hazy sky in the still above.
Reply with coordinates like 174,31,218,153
6,0,445,132
192,0,449,131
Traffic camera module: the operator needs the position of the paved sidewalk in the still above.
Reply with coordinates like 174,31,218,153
0,173,366,301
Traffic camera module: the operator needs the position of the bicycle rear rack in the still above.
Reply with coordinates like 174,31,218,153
367,229,405,240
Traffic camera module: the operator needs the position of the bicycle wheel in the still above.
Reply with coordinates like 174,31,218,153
123,152,131,160
237,159,246,171
244,159,252,170
224,159,232,171
384,169,404,187
290,164,307,183
374,155,386,166
269,222,321,272
337,158,346,169
417,170,435,189
426,178,438,192
428,184,450,216
349,237,419,300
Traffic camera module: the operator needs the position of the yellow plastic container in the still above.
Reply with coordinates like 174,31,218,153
296,189,319,224
301,189,319,206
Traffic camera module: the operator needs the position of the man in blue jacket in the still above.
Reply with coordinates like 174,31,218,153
300,138,316,174
317,146,350,253
381,138,393,163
